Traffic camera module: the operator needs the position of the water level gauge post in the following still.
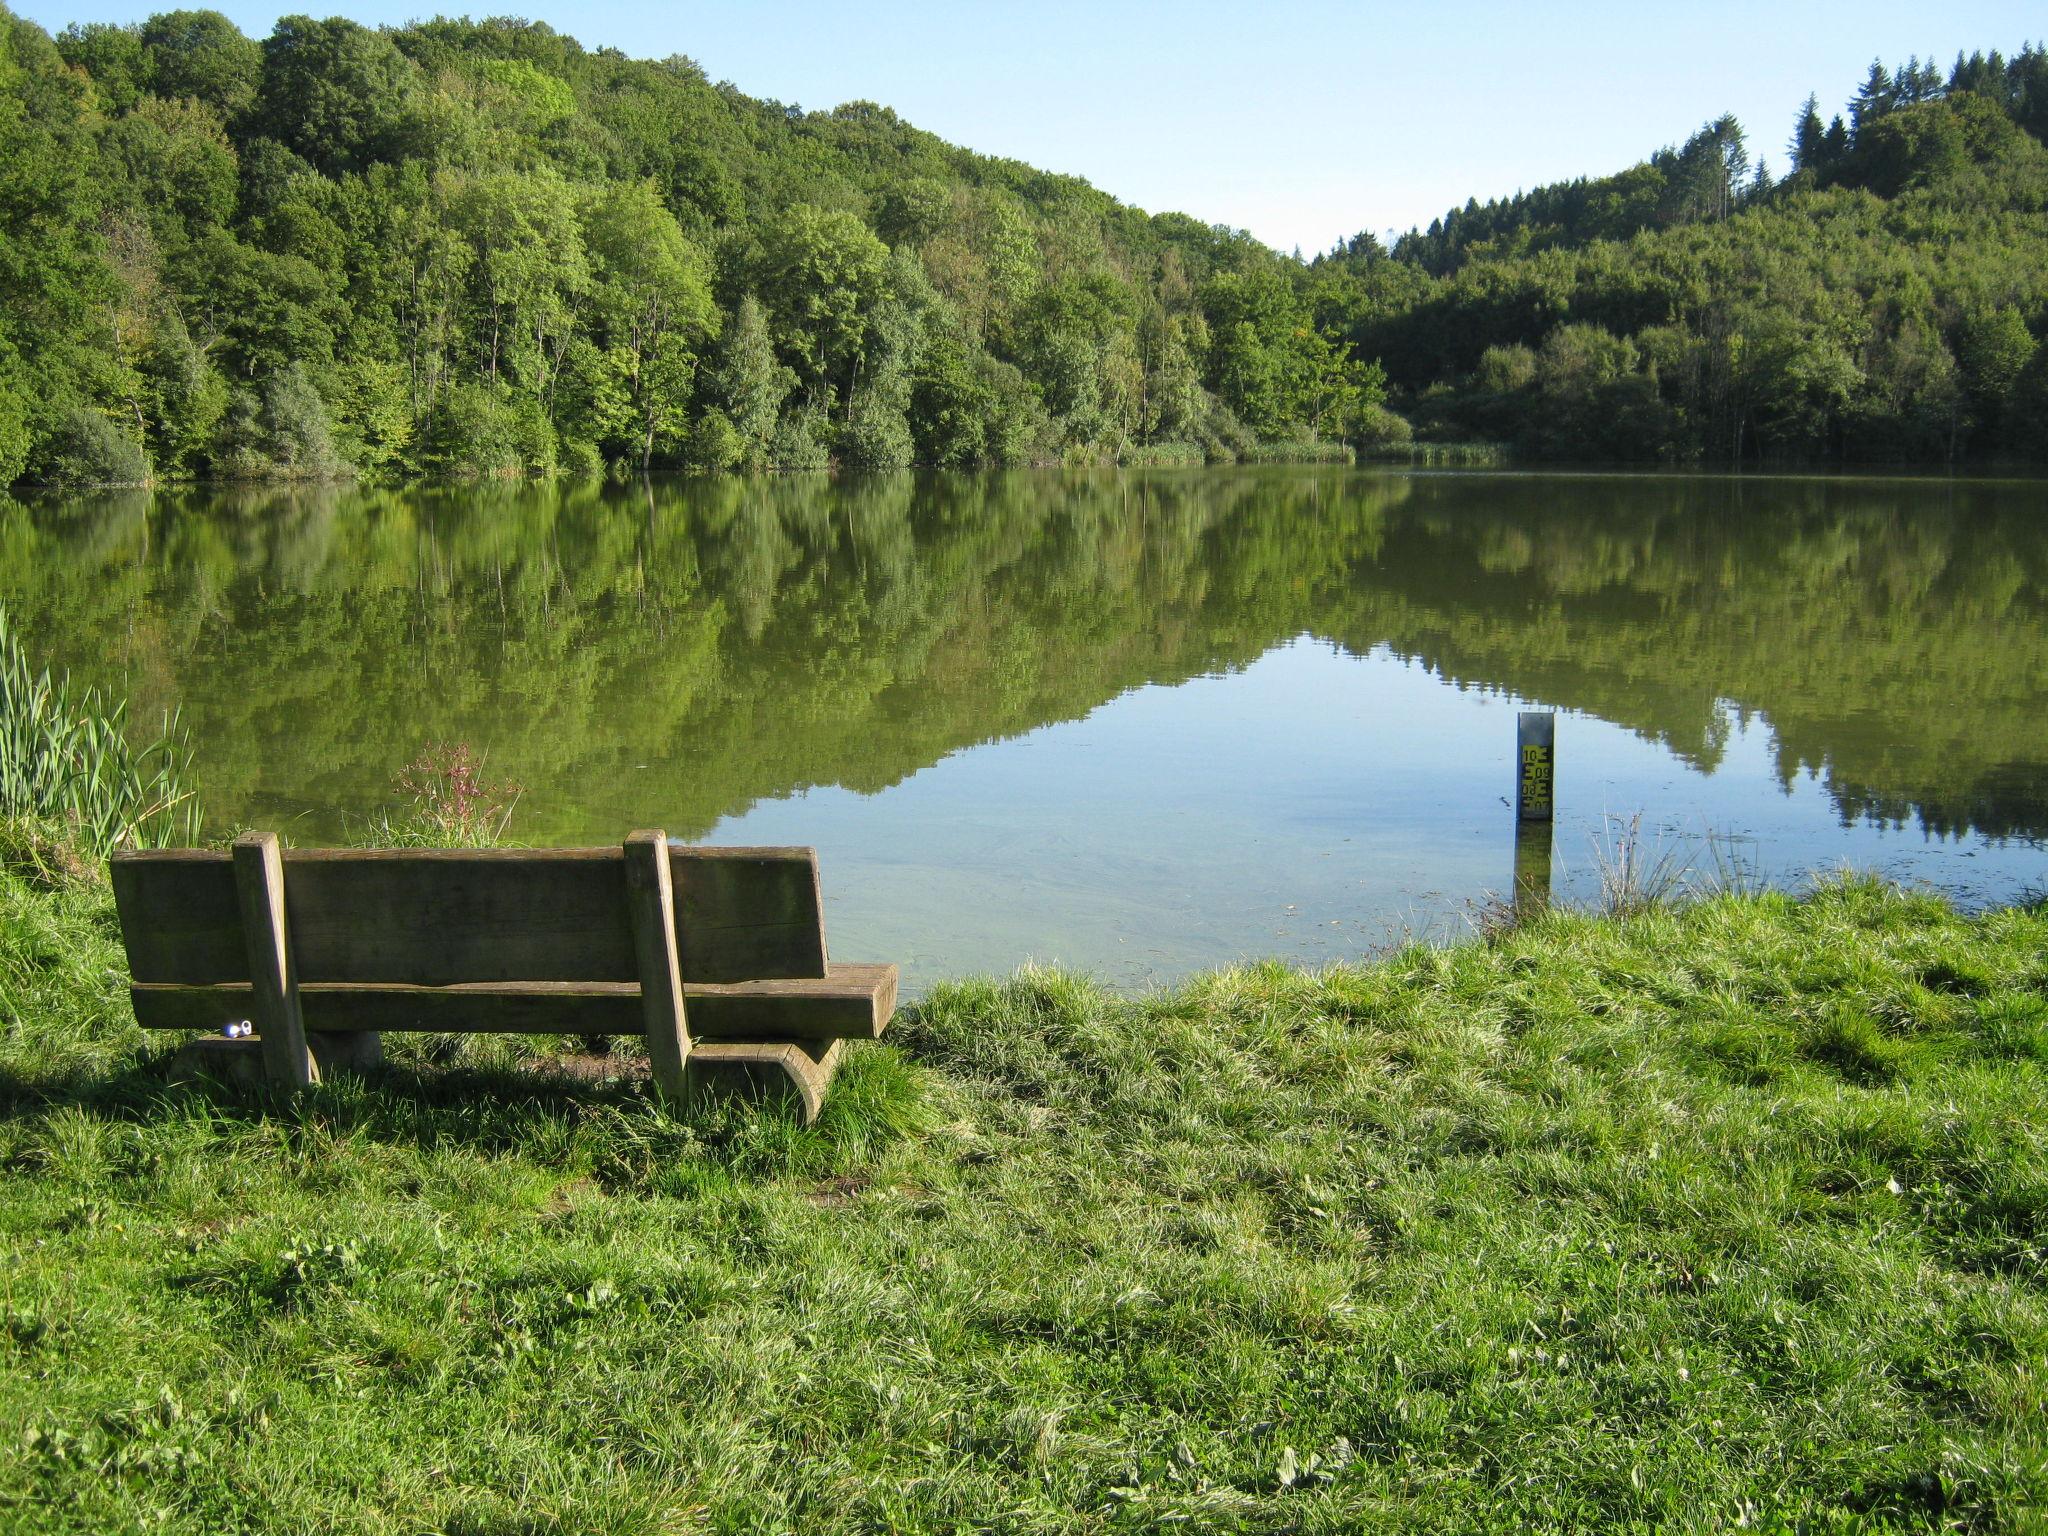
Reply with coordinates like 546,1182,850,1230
1513,710,1557,919
1516,711,1555,823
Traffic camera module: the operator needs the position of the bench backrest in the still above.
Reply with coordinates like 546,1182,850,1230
112,844,828,987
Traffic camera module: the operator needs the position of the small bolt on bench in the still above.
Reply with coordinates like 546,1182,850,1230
110,830,898,1121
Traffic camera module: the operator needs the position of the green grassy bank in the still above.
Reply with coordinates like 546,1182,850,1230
1,856,2044,1533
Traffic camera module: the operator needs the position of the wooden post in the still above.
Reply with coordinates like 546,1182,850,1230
622,830,691,1102
231,831,317,1090
1516,711,1555,822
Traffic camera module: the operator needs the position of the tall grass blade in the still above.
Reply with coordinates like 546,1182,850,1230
0,604,203,854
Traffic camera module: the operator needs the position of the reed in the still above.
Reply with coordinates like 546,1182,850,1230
1361,440,1512,466
0,605,201,854
1238,438,1355,464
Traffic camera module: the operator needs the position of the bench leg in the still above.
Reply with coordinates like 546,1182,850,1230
232,831,317,1090
687,1039,844,1124
164,1036,265,1090
165,1031,383,1089
624,830,692,1104
310,1031,383,1076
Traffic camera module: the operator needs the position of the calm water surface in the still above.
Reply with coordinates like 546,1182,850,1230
6,468,2046,991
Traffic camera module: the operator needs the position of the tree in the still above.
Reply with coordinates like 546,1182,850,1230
908,321,995,464
55,22,146,111
256,15,419,175
259,361,343,476
628,335,696,470
103,95,239,239
1851,60,1897,143
1956,306,2038,444
581,181,716,469
706,295,795,469
754,205,889,402
1666,117,1748,221
139,307,228,475
8,7,2048,485
0,366,28,483
1135,306,1204,444
141,10,261,121
0,9,134,483
1823,114,1851,164
1790,94,1826,174
1857,99,1971,196
876,177,950,249
445,168,589,401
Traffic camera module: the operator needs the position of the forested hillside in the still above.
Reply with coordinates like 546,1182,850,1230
1,8,2044,486
1321,49,2048,463
0,5,1379,486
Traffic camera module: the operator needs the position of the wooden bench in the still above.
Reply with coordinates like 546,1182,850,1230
110,830,897,1121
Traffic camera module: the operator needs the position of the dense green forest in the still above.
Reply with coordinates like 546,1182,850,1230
1,7,2044,486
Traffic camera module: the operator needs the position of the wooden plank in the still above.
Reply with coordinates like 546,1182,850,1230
283,850,633,987
623,830,690,1101
112,853,242,985
231,831,317,1089
129,963,899,1041
110,845,827,986
673,847,828,983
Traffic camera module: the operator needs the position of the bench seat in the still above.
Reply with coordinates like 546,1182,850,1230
129,963,898,1040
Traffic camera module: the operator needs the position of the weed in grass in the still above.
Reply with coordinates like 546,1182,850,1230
1587,811,1697,915
350,740,523,847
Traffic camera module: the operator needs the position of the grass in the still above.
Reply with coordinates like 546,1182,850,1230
0,856,2044,1532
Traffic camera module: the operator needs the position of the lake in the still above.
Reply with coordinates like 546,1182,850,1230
5,468,2045,991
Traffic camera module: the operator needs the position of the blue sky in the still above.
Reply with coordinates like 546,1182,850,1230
19,0,2045,253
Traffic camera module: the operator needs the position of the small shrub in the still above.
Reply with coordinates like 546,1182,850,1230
261,364,344,477
1402,440,1513,466
688,408,744,472
1477,342,1539,393
38,408,149,488
557,438,604,479
0,373,31,486
839,395,914,470
1119,440,1206,467
1589,811,1697,915
1352,403,1414,454
212,366,349,480
425,384,544,478
769,405,831,471
1239,438,1353,464
1193,398,1257,461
